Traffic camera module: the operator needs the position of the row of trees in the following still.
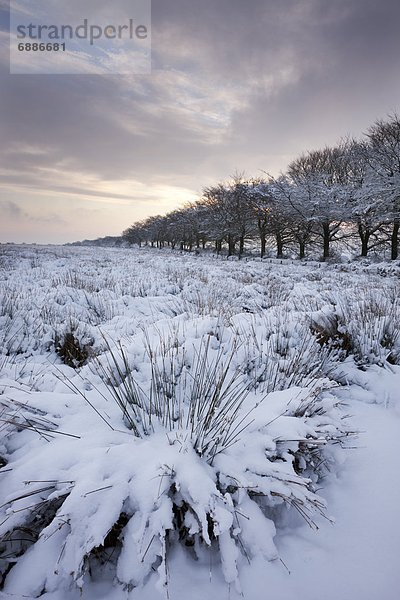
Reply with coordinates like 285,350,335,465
123,115,400,260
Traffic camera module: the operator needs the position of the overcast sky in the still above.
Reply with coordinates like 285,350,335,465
1,0,400,243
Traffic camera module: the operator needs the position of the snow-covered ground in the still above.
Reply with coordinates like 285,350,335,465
0,245,399,600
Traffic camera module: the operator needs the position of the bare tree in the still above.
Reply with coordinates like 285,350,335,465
343,140,389,257
365,115,400,259
287,146,350,260
203,174,255,258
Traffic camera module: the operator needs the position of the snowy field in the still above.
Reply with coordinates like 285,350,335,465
0,244,399,600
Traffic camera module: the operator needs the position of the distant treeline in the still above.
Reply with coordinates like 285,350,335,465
67,236,125,248
123,115,400,260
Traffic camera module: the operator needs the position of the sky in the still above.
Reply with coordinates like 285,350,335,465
1,0,400,244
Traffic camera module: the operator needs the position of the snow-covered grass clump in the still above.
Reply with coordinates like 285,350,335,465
0,245,399,597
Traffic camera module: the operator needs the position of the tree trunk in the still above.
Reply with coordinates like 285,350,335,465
391,219,399,260
299,240,305,259
276,233,283,258
260,233,266,258
228,234,235,257
322,222,330,260
361,236,369,257
238,235,245,259
358,223,370,257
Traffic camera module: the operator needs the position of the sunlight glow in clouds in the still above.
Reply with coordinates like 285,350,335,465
0,180,198,244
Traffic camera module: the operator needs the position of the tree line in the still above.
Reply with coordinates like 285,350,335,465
123,114,400,260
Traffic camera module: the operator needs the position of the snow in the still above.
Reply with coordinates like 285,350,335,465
0,244,399,599
268,400,400,600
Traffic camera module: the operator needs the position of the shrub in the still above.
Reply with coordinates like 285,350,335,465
0,335,350,597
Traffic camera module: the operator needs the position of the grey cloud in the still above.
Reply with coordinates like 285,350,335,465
0,200,24,217
1,0,400,241
0,198,65,225
28,212,66,225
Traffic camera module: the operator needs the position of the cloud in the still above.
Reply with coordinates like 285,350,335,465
0,200,24,217
1,0,400,242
